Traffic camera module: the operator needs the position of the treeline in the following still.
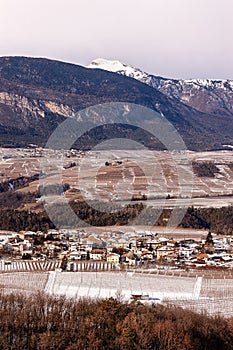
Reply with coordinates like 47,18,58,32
0,179,232,233
0,174,40,193
0,190,39,209
0,202,144,232
192,161,220,177
70,201,144,226
0,292,232,350
0,208,54,232
0,202,233,234
181,206,233,234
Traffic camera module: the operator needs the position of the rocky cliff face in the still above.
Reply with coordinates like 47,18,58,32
150,78,233,118
0,91,77,126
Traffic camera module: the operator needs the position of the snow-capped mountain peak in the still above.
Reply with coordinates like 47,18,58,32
88,58,129,73
87,58,151,84
87,58,233,119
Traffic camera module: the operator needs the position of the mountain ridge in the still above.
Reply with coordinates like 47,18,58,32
0,56,232,150
87,58,233,118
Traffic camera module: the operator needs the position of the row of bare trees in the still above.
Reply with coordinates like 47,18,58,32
0,291,233,349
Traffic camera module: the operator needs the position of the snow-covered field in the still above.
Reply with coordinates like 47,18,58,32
66,150,233,208
1,148,233,209
44,271,233,317
168,277,233,317
46,271,198,301
0,270,233,317
0,271,48,294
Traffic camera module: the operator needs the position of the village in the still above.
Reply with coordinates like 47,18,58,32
1,227,233,272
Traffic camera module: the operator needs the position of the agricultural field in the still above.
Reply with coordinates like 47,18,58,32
169,276,233,317
63,149,233,208
1,148,233,211
0,260,61,272
1,269,232,317
0,271,48,295
47,271,198,301
0,260,114,273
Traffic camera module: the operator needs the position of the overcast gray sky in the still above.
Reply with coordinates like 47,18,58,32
0,0,232,79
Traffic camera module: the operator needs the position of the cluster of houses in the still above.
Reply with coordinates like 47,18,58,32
1,228,233,270
4,147,84,159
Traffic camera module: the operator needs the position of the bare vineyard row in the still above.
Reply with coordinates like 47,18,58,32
0,260,115,272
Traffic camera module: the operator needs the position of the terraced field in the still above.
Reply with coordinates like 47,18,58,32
1,148,233,210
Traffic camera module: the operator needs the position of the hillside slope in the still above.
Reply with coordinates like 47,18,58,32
0,56,232,150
